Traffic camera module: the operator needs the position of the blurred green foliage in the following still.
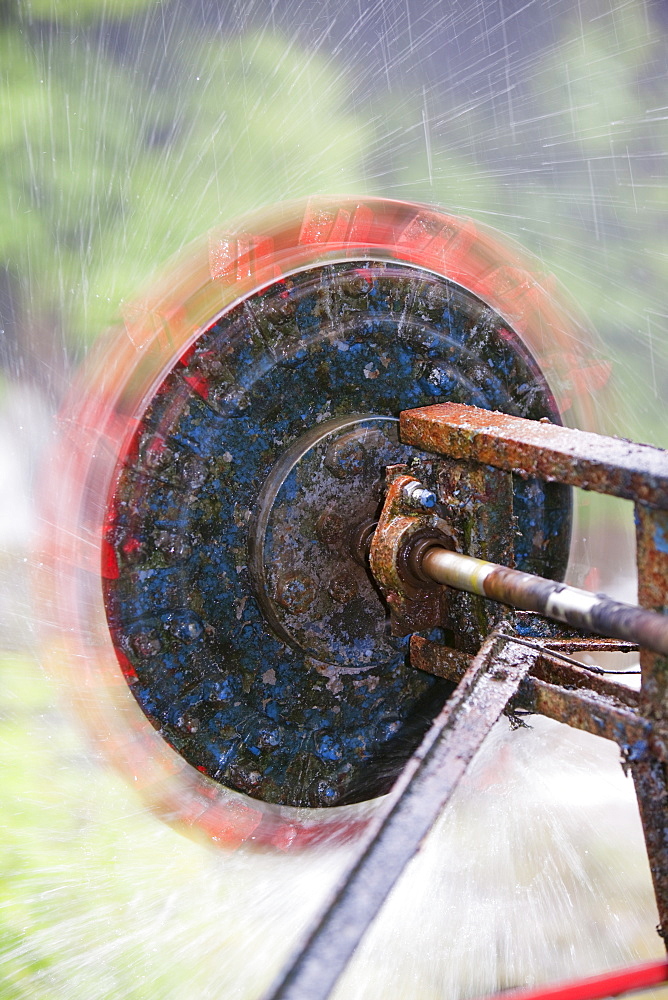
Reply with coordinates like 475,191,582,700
1,5,369,366
17,0,158,19
1,1,666,443
0,652,289,999
390,4,668,442
1,4,668,995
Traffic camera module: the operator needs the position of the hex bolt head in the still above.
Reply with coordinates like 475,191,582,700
274,571,317,613
327,573,359,605
401,481,438,509
316,508,347,549
324,439,367,479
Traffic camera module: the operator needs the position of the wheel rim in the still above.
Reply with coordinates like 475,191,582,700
42,198,608,847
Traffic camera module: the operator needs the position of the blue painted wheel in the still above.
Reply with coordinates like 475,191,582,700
47,198,606,845
102,259,570,808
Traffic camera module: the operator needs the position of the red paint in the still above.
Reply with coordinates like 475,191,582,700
183,373,209,400
114,649,138,683
121,536,142,557
179,342,197,366
100,538,119,580
471,960,668,1000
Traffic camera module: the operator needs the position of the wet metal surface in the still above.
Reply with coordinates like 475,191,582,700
103,262,566,807
419,546,668,656
399,399,668,946
433,455,526,650
264,390,668,998
410,635,651,753
633,504,668,940
263,629,538,1000
401,401,668,509
249,415,413,666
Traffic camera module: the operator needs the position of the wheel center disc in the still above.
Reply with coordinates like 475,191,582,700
251,415,414,666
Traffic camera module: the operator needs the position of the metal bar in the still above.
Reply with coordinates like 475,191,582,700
635,505,668,715
467,959,668,1000
419,546,668,656
409,636,650,749
632,504,668,943
400,402,668,509
523,679,650,747
632,758,668,946
262,631,538,1000
410,634,640,705
537,638,637,653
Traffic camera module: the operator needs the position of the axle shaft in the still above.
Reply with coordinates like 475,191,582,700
419,546,668,656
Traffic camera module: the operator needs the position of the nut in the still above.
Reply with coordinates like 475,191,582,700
401,480,437,509
327,573,359,605
274,571,317,613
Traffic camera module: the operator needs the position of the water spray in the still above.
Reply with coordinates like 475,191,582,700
41,197,668,998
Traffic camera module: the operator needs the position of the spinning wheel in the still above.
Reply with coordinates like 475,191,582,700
42,198,668,999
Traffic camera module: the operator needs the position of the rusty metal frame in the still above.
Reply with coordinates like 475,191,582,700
400,402,668,946
264,402,668,1000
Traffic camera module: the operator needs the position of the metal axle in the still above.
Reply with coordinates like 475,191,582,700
418,545,668,657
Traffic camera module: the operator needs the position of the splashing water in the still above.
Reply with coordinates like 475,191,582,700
2,0,668,997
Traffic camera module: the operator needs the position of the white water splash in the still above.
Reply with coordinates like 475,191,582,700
2,0,668,997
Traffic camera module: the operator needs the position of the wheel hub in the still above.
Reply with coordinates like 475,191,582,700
250,415,414,667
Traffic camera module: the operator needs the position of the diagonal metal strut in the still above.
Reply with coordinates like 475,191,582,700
263,630,541,1000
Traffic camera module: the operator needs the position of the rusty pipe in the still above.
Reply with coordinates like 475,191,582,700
418,546,668,656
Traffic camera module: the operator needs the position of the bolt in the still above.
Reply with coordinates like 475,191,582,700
324,439,367,479
401,480,438,509
327,573,358,605
274,571,317,614
316,508,347,549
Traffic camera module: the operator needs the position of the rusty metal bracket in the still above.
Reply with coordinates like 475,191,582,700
399,401,668,946
265,402,668,1000
367,465,454,634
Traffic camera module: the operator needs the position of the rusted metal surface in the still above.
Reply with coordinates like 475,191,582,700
521,680,650,751
433,457,518,651
635,505,668,711
531,637,637,652
367,468,451,635
399,399,668,947
410,634,638,703
633,759,668,943
401,402,668,509
261,399,668,998
263,630,539,1000
368,459,519,645
410,636,651,752
633,503,668,942
418,546,668,656
409,636,472,680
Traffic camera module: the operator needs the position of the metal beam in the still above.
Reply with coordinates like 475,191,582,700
263,631,539,1000
400,402,668,509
